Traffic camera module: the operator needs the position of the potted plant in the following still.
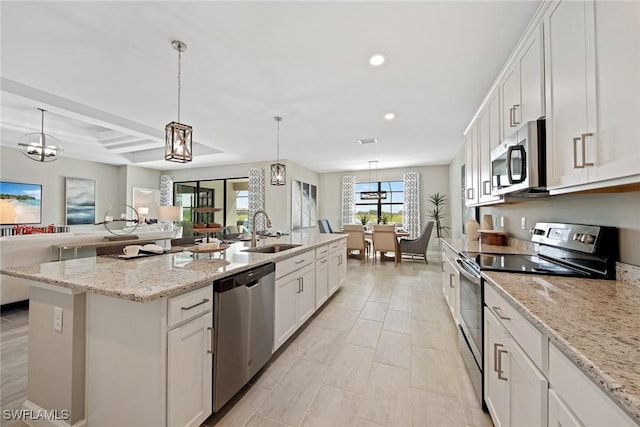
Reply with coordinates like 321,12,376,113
427,192,450,239
358,214,369,229
379,212,391,224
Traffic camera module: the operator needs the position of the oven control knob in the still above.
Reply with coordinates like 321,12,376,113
579,234,590,243
573,233,582,241
585,234,596,244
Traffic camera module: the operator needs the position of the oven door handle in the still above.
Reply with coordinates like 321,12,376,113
506,145,527,184
455,259,481,284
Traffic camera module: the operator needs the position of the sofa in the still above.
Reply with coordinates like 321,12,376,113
0,226,173,305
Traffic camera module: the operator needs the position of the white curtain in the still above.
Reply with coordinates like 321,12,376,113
341,176,356,227
404,172,421,238
160,175,173,206
248,168,265,231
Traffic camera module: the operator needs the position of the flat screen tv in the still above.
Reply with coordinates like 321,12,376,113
0,181,42,225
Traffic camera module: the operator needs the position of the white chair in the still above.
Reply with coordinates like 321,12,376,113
343,224,371,261
372,224,398,263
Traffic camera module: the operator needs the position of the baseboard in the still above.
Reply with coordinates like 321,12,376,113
18,400,86,427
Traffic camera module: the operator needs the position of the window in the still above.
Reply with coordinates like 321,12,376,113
235,189,248,227
355,181,404,225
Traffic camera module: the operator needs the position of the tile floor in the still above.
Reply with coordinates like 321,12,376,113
0,254,493,427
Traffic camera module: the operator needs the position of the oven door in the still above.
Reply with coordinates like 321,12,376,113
455,258,485,408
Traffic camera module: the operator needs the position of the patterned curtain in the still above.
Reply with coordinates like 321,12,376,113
404,172,421,238
341,176,356,227
249,168,266,231
160,175,173,206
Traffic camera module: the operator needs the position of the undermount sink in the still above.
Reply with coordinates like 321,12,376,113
243,244,301,253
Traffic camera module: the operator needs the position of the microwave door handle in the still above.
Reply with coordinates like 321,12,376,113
506,145,527,184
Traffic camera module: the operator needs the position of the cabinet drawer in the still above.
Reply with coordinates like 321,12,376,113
328,238,346,253
485,284,543,370
315,244,329,259
168,285,213,328
549,343,636,426
276,250,314,279
442,242,458,262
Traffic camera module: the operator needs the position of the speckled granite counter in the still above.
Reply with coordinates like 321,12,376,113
442,238,640,423
441,237,535,255
0,233,345,303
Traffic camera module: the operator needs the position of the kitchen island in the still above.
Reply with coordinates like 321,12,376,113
0,233,347,427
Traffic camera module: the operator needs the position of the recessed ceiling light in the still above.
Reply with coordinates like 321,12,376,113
369,54,385,66
358,138,378,145
384,113,395,121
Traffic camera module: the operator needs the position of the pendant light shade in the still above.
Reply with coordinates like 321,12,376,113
360,160,386,199
18,108,63,162
165,40,193,163
270,116,286,186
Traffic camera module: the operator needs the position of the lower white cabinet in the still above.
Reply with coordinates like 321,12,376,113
167,311,213,427
328,240,347,296
315,254,329,308
274,261,315,351
441,250,459,323
548,389,582,427
484,306,548,427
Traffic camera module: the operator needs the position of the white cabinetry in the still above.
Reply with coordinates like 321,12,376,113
545,0,640,193
328,239,347,296
500,23,545,140
478,88,502,204
315,244,329,307
484,286,548,427
167,311,213,427
274,251,315,351
441,244,459,323
464,123,479,206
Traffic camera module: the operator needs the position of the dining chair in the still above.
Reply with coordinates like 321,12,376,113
398,221,434,264
343,224,371,261
372,224,398,263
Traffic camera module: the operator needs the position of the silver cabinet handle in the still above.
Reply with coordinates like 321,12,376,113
297,277,302,293
320,259,327,264
449,273,455,288
573,136,584,168
509,107,515,127
207,327,214,354
582,132,594,166
467,188,474,200
492,306,511,320
497,348,509,381
301,277,304,292
295,259,306,265
512,104,520,126
482,180,492,196
181,298,209,311
493,343,502,372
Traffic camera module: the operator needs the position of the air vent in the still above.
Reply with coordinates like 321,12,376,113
358,138,378,145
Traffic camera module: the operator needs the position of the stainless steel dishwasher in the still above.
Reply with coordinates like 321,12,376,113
212,262,275,412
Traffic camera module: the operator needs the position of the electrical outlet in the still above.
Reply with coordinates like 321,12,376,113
500,216,505,227
521,217,527,230
53,306,63,332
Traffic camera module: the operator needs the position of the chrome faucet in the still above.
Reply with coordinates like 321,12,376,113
251,210,272,248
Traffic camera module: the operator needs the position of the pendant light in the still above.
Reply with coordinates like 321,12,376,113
18,108,64,162
270,116,286,186
360,160,387,200
165,40,193,163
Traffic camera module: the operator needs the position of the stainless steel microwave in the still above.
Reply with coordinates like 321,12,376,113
491,119,547,196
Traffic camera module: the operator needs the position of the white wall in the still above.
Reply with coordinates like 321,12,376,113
319,165,450,248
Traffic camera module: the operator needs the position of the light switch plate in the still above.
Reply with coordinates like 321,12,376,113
521,217,527,230
53,306,63,332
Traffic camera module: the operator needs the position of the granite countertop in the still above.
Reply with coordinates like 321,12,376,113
442,238,640,423
441,237,535,255
0,233,345,303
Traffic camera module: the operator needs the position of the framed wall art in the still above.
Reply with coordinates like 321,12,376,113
65,177,96,225
0,181,42,225
291,179,317,230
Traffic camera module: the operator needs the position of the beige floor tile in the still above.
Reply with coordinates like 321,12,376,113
243,414,291,427
346,319,382,348
359,301,388,322
388,295,412,312
412,289,437,304
335,293,369,311
411,319,449,351
411,346,459,397
391,283,413,298
256,359,329,426
412,388,467,427
367,290,391,304
250,342,301,390
301,384,358,427
382,309,412,334
208,385,270,427
411,302,442,323
373,330,412,369
463,405,494,427
357,362,412,426
324,344,375,394
355,419,384,427
344,283,375,297
297,327,347,366
313,307,360,332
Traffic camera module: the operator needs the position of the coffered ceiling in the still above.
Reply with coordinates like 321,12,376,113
0,1,539,173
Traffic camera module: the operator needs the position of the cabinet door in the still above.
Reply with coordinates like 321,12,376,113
338,247,347,286
315,257,329,308
296,265,315,325
507,333,549,426
328,253,341,296
519,23,545,124
501,65,521,139
545,0,596,189
549,389,583,427
478,89,502,204
591,0,640,184
484,308,510,427
274,275,298,351
465,124,479,206
167,312,213,427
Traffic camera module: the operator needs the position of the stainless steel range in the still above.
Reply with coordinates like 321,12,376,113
455,222,619,410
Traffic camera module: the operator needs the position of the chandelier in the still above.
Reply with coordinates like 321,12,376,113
165,40,193,163
18,108,64,162
270,116,286,186
360,160,387,200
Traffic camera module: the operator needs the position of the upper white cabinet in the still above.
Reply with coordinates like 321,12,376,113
545,0,640,193
464,123,479,206
478,88,502,204
500,23,545,140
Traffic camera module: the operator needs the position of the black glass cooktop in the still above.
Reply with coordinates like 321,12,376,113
461,252,584,277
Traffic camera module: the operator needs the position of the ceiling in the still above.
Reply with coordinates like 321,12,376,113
0,1,540,173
